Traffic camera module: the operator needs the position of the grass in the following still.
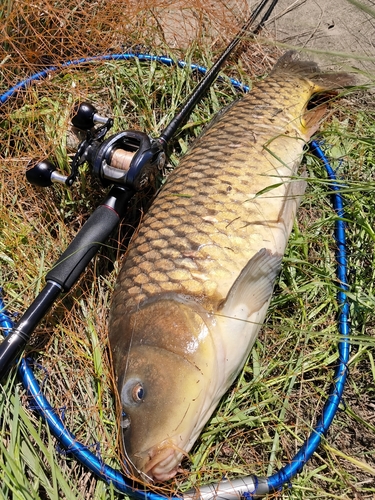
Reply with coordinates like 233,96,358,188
1,1,375,498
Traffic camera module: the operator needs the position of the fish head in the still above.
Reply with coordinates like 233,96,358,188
111,296,218,482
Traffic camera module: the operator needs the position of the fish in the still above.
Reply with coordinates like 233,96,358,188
108,51,354,482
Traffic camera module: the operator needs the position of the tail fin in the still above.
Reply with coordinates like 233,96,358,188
271,51,356,91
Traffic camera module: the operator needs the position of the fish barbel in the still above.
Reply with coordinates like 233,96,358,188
109,51,353,482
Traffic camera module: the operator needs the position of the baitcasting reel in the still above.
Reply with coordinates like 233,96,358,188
26,102,166,191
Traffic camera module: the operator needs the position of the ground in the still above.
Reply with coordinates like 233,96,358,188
158,0,375,74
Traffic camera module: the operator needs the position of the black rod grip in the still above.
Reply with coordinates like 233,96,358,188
46,186,133,291
46,204,120,292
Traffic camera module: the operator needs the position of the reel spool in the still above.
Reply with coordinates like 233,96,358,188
26,102,166,191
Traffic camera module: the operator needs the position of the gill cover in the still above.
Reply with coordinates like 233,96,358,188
113,297,217,479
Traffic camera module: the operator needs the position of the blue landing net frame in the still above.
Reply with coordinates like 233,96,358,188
0,54,350,498
0,53,249,106
267,140,350,491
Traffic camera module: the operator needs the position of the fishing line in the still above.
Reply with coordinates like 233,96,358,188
0,54,350,498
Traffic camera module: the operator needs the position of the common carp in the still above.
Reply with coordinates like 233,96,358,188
109,51,353,482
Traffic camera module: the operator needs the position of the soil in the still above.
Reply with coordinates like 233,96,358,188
269,0,375,73
157,0,375,76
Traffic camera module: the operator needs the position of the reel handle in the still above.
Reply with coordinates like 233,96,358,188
26,160,68,186
71,102,109,130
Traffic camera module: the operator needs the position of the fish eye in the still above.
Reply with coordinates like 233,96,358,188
132,383,144,402
121,378,146,407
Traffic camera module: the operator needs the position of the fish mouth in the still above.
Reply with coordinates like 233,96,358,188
134,442,184,482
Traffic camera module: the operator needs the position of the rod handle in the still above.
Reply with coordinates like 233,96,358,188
46,186,132,291
47,208,116,290
0,282,61,380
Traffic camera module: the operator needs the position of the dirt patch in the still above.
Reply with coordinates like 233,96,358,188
269,0,375,72
156,0,375,76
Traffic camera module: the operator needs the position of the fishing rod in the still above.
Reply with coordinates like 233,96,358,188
0,0,278,379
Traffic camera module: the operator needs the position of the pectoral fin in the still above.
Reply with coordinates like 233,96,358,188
219,248,282,319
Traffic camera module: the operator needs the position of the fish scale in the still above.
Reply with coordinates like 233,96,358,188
112,77,305,313
108,51,354,482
